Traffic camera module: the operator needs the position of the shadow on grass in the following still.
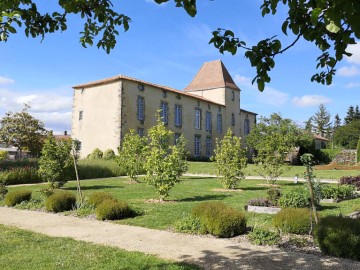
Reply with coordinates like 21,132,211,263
319,205,339,210
64,185,122,191
240,186,267,191
178,194,228,202
182,177,215,180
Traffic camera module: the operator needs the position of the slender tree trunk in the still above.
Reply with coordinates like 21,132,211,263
305,166,319,224
72,145,82,205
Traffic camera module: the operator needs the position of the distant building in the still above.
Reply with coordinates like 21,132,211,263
71,60,257,158
314,134,330,150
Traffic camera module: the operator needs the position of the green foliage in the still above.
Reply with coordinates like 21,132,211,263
45,190,76,213
273,208,313,235
334,120,360,149
314,149,341,164
117,130,146,182
248,227,280,246
0,150,8,161
320,184,355,200
103,149,115,160
0,178,7,200
314,216,360,260
0,104,47,157
88,192,114,207
144,116,188,200
95,199,131,220
77,159,127,179
88,148,103,160
192,202,246,238
39,135,73,189
213,128,247,189
278,187,310,208
267,188,281,206
4,190,32,206
357,137,360,162
0,159,38,170
0,166,42,185
174,215,202,234
247,113,309,183
310,104,332,137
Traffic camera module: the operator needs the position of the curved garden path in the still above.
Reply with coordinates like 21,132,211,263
1,207,359,270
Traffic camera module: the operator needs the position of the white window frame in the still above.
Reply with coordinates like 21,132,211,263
217,114,222,133
205,137,212,157
206,111,212,131
160,101,168,125
174,104,182,127
195,109,201,130
137,96,145,121
194,135,201,157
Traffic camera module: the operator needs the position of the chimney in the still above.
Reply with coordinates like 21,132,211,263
64,131,67,136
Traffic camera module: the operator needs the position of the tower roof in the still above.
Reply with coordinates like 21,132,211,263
184,60,240,91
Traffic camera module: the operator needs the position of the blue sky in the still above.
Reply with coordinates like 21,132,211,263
0,0,359,134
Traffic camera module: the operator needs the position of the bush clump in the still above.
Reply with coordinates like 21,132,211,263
273,208,313,235
88,192,115,207
314,216,360,260
247,198,272,207
88,148,104,160
95,199,131,220
278,187,310,208
174,215,202,234
340,175,360,190
45,190,76,213
267,188,281,206
192,202,246,238
321,184,355,201
4,190,32,206
103,149,115,160
248,227,280,246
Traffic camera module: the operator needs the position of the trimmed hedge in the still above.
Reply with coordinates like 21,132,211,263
4,190,32,206
314,216,360,260
192,202,246,238
278,187,310,208
95,199,131,220
45,190,76,213
88,192,115,207
273,208,313,235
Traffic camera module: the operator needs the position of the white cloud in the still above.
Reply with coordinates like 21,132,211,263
338,65,360,77
234,75,252,87
0,76,15,85
292,95,331,107
346,43,360,65
345,82,360,89
257,87,289,107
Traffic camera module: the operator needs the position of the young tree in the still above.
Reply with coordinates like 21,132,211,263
333,114,342,131
333,120,360,149
0,104,47,157
312,104,332,138
345,105,355,124
39,135,73,189
304,117,313,133
2,1,359,90
144,117,188,201
213,128,247,189
246,113,310,184
117,130,146,182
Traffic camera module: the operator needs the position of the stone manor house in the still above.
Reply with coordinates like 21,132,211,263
71,60,257,158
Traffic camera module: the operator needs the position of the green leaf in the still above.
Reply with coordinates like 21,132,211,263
257,79,265,91
326,22,340,33
281,20,289,35
311,8,322,24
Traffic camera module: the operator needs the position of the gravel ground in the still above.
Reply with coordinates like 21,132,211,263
1,207,359,270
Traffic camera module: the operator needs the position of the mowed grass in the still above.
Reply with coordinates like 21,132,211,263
188,161,360,179
0,225,199,270
6,176,360,230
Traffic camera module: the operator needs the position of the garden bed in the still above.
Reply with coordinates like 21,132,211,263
246,205,281,214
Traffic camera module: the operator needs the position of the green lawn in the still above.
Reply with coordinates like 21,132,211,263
0,225,199,270
188,161,360,180
6,176,360,230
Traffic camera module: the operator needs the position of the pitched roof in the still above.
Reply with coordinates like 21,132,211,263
313,134,330,141
184,60,240,92
73,75,225,107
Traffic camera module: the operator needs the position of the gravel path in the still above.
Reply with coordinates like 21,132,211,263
1,207,359,270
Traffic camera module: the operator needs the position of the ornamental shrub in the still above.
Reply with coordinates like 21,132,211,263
0,150,9,161
247,198,272,207
0,177,7,200
314,216,360,260
88,148,103,160
1,166,42,185
45,190,76,213
174,215,202,234
95,199,131,220
273,208,312,235
278,187,310,208
192,202,246,238
340,175,360,190
4,190,32,206
88,192,115,207
267,188,281,206
248,227,280,246
103,149,115,160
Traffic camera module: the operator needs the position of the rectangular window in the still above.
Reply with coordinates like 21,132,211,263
206,111,212,131
231,91,235,101
137,128,144,137
162,91,167,98
205,137,212,157
217,114,222,133
244,118,250,135
195,109,201,129
79,111,83,120
174,133,181,145
137,96,145,121
231,113,235,126
174,105,182,127
194,135,201,157
160,101,168,125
